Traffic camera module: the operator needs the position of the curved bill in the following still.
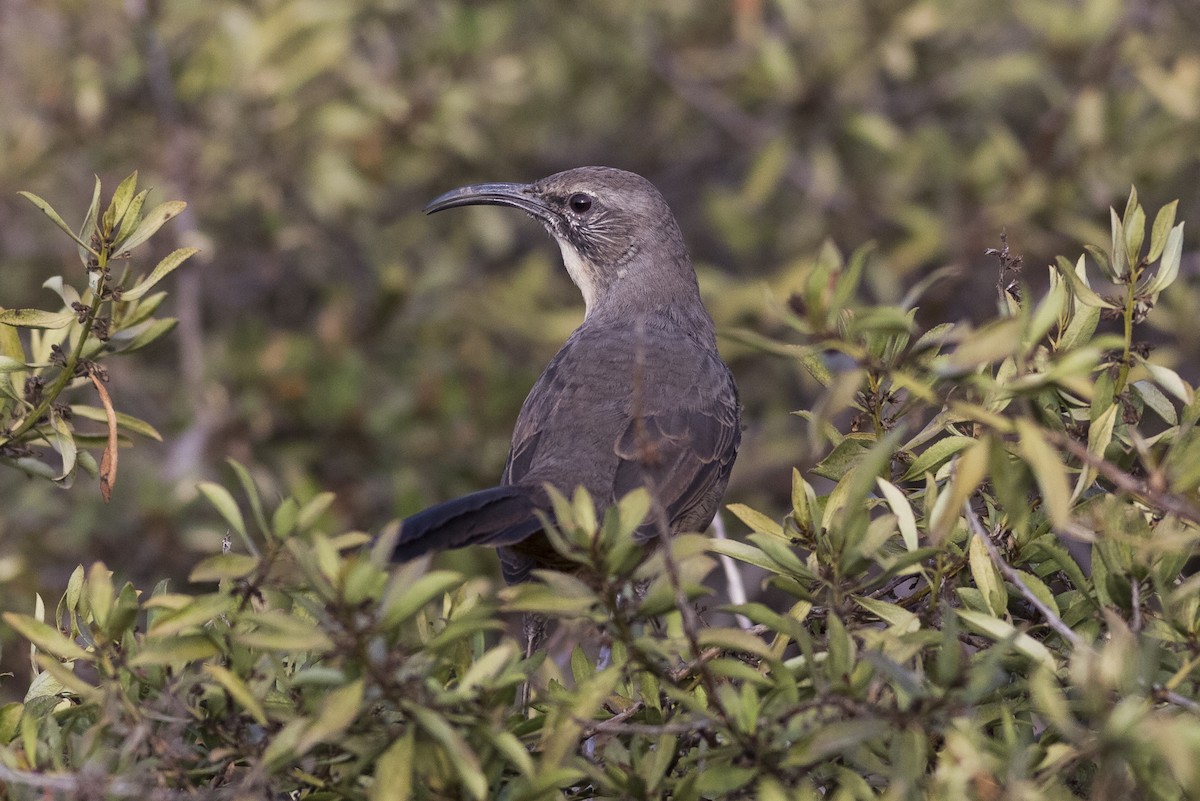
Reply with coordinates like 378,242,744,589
423,182,554,223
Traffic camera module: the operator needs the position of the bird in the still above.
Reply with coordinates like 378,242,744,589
394,166,740,592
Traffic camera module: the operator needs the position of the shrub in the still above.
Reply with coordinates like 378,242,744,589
1,185,1199,799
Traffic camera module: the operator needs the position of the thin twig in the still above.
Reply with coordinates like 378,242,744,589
669,624,769,683
578,701,645,738
1047,429,1200,526
580,716,711,738
1161,688,1200,714
963,502,1083,649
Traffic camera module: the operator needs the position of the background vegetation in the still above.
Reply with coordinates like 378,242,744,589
2,0,1200,797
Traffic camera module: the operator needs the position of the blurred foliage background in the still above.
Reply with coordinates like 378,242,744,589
2,0,1200,695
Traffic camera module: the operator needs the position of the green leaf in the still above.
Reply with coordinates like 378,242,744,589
876,478,919,551
146,594,234,636
409,706,488,800
698,627,774,660
236,610,335,652
0,309,76,329
121,247,198,300
853,596,918,630
77,176,102,266
726,503,784,538
1026,268,1068,351
901,435,976,481
114,189,150,247
273,498,299,538
1124,201,1145,272
1132,380,1177,426
1054,255,1117,310
371,732,415,801
189,553,260,583
381,570,463,628
297,491,336,531
1015,419,1071,529
204,664,268,725
1143,221,1184,295
934,318,1022,376
102,171,139,234
454,642,519,696
1109,206,1126,278
118,317,178,353
1138,357,1194,405
1147,200,1178,263
1072,404,1117,502
810,434,873,481
784,720,884,767
696,766,757,797
69,405,162,441
226,459,271,538
49,409,76,482
113,200,187,253
41,276,81,309
708,537,801,577
18,191,99,256
929,439,989,544
0,355,29,373
127,635,221,667
117,290,168,328
968,534,1007,617
956,609,1057,669
197,481,248,542
86,562,114,630
1030,666,1082,739
2,613,92,662
292,676,362,757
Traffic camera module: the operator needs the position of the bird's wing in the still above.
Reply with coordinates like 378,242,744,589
611,357,741,536
502,326,740,538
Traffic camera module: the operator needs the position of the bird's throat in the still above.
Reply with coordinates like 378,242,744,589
556,238,598,316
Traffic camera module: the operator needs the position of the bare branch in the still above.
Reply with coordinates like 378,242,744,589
963,502,1084,649
1047,429,1200,526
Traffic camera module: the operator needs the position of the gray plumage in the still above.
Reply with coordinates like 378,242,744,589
394,167,740,583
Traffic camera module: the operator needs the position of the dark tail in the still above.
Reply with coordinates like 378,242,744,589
393,485,543,562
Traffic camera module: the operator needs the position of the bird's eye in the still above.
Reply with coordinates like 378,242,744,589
568,193,593,214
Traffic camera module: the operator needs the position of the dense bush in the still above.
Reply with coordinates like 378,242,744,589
1,181,1198,799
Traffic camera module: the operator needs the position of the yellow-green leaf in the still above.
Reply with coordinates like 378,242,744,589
1015,419,1071,528
726,503,784,538
0,309,76,329
197,481,247,540
2,613,92,662
204,664,269,725
18,191,99,255
957,609,1057,669
121,247,198,301
968,534,1007,617
189,553,260,583
113,200,187,253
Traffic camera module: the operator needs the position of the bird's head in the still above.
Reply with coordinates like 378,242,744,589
425,166,693,316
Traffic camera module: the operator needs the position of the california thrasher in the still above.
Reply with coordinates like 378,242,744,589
393,166,740,585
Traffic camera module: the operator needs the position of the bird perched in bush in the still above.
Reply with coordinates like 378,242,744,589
394,166,740,591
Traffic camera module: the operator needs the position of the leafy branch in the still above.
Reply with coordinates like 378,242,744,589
0,172,195,498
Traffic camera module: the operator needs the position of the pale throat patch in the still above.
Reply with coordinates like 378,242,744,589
555,237,597,316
